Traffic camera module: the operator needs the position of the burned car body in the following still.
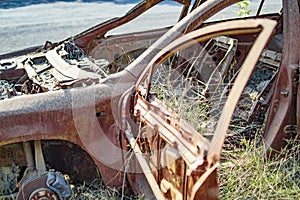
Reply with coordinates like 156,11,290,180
0,0,299,199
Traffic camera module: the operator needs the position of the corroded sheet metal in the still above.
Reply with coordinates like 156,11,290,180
0,0,294,199
264,0,300,152
129,18,276,199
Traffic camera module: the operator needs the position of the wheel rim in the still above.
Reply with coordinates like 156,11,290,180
17,175,60,200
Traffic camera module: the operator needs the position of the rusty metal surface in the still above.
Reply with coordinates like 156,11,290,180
126,0,240,79
45,47,101,80
0,80,133,189
74,0,165,52
17,171,71,200
17,175,56,200
264,0,300,152
128,18,276,199
88,28,168,73
207,19,276,164
0,0,296,199
134,95,209,171
42,140,99,183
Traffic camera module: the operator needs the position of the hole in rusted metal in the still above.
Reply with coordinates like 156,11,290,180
96,112,107,117
236,50,242,57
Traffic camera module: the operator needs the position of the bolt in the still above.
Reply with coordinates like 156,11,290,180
280,89,289,98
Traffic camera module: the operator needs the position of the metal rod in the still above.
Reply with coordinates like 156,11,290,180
22,142,35,169
126,132,165,200
256,0,266,17
34,140,46,172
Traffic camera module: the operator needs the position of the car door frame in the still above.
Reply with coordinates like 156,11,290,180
120,18,277,199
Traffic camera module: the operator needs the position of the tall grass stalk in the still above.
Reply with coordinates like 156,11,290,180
219,137,300,199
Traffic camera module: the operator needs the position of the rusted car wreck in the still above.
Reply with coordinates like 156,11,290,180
0,0,299,199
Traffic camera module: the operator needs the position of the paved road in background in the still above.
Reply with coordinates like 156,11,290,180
0,1,281,55
0,0,140,9
0,1,182,54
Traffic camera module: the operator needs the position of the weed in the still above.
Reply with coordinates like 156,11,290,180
236,0,252,17
71,179,143,200
219,137,300,199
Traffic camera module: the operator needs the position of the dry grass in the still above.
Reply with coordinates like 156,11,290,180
71,44,300,199
219,137,300,199
71,179,143,200
72,134,300,199
3,38,298,200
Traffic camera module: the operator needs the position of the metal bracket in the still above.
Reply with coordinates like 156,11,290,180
46,171,72,199
134,94,209,174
